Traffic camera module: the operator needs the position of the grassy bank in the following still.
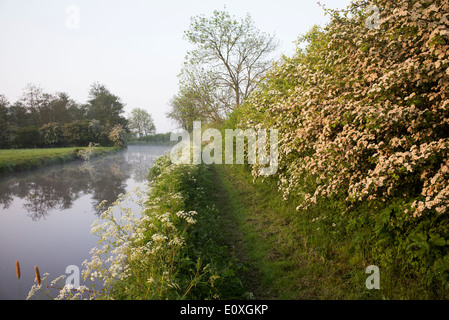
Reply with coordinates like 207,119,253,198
0,146,119,174
72,156,246,300
75,158,394,300
228,0,449,300
33,153,449,300
211,162,449,299
213,164,374,299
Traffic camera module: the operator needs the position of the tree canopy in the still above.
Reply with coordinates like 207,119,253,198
167,9,278,130
128,108,156,137
0,83,128,148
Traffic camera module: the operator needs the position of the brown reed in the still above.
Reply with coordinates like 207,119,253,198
34,265,41,285
15,260,21,280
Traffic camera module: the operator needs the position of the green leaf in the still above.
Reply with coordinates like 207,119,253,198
407,232,429,251
408,232,427,244
430,234,447,247
434,255,449,273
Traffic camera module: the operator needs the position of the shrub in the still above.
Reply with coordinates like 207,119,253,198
108,124,126,147
63,120,91,147
15,125,40,148
237,0,449,296
39,123,64,147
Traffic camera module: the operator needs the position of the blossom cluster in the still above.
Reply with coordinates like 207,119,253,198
27,157,204,300
238,0,449,219
79,179,200,299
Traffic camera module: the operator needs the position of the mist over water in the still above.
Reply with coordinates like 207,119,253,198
0,145,170,299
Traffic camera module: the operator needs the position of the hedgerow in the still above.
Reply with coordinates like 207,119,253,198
237,0,449,297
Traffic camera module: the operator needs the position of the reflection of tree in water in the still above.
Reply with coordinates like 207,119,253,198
88,155,129,214
0,153,130,221
125,145,170,183
0,146,170,221
0,181,14,209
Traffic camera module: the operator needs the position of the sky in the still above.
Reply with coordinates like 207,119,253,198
0,0,352,133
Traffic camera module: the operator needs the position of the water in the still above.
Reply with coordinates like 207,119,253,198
0,145,170,299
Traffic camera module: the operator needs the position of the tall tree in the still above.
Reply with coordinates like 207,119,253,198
177,63,233,122
87,82,128,129
51,92,83,125
183,10,279,108
128,108,156,137
20,83,54,126
167,89,208,132
0,95,10,148
7,102,30,129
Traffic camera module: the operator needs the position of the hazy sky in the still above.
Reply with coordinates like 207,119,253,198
0,0,352,133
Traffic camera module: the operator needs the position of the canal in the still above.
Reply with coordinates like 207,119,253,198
0,145,170,299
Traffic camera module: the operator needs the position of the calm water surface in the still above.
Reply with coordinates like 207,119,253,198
0,145,170,299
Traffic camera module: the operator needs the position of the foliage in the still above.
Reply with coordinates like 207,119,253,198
0,147,117,173
87,82,128,129
0,94,11,148
184,9,278,107
39,122,64,147
76,155,244,299
167,9,279,129
167,86,210,131
237,0,449,296
88,119,108,145
128,108,156,137
0,83,129,148
108,124,127,148
15,125,40,148
128,132,173,145
63,120,92,147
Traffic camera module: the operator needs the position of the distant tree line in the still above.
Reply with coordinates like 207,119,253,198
0,82,129,148
128,132,172,145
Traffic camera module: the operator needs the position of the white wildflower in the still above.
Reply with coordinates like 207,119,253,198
151,233,168,243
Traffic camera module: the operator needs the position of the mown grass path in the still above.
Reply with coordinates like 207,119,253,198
210,164,379,300
211,164,311,299
211,164,272,299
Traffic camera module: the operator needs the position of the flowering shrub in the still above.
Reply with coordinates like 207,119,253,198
75,156,242,299
39,122,64,147
76,142,99,160
241,0,449,214
237,0,449,295
108,124,126,148
81,188,201,299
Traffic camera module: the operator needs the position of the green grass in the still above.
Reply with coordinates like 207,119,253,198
34,148,445,300
210,163,449,300
79,156,246,300
211,164,387,299
0,147,118,173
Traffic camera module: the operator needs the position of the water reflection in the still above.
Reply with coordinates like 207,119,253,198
0,145,170,221
0,144,170,300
